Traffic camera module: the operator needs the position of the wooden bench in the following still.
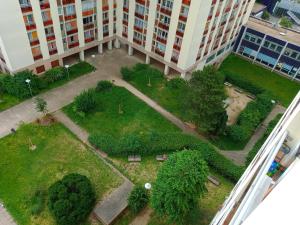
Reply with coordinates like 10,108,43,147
208,175,220,186
128,155,141,162
156,154,168,161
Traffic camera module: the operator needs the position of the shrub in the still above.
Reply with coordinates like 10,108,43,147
117,134,142,155
261,11,270,20
128,186,149,214
121,67,133,81
0,75,5,94
280,16,293,28
30,190,46,215
2,70,42,99
48,173,96,225
42,67,65,84
223,71,264,95
74,89,97,114
133,63,149,72
227,125,251,142
88,133,116,153
167,77,188,89
96,80,113,92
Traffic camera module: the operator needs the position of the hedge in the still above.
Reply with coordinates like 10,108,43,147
89,132,244,182
222,70,265,95
227,93,274,142
246,114,282,165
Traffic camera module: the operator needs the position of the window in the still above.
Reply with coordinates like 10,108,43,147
65,5,75,16
270,43,276,51
291,51,298,59
177,22,185,32
276,46,283,53
263,41,270,48
83,16,93,24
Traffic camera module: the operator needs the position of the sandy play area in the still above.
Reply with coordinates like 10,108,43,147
225,86,253,125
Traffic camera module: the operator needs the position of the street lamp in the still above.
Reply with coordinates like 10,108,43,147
145,183,152,190
25,79,33,97
65,64,70,80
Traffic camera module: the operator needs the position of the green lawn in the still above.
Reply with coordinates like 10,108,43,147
0,61,95,112
111,157,233,225
128,67,191,122
0,123,121,225
210,135,248,151
63,86,180,137
220,54,300,107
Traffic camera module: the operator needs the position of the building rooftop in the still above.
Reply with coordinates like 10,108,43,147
247,16,300,46
251,3,267,15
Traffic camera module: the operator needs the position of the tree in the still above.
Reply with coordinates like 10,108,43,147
34,97,48,116
151,150,208,224
74,89,97,114
188,66,227,134
48,173,96,225
280,16,293,28
261,10,270,20
128,185,149,214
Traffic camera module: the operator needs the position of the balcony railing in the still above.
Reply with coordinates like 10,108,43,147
68,42,79,48
20,3,32,13
40,1,50,10
33,54,43,61
64,14,76,21
84,23,94,30
49,49,58,55
46,34,55,41
25,23,36,31
30,39,40,46
66,28,78,35
43,19,53,26
85,37,95,43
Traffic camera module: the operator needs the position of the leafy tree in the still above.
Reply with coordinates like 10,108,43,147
74,89,97,114
34,97,48,116
261,10,270,20
48,173,96,225
96,80,113,92
280,17,293,28
128,185,149,214
188,66,227,134
151,150,208,224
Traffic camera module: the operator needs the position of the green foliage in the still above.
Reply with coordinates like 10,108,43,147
188,66,227,134
280,16,293,28
133,63,149,71
167,77,188,89
74,89,97,114
151,150,208,224
0,74,5,94
88,133,116,152
246,114,282,165
118,134,142,154
128,186,149,214
42,67,65,84
96,80,113,92
48,173,96,225
223,71,265,95
30,190,46,215
2,70,42,99
227,93,274,142
121,67,133,81
261,10,270,20
34,97,48,115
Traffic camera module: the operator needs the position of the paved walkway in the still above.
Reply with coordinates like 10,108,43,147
219,104,286,165
0,204,16,225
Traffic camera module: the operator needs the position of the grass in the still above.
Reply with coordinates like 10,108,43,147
220,54,300,107
0,61,95,112
0,123,122,225
210,135,248,151
111,157,233,225
63,86,180,137
128,67,191,122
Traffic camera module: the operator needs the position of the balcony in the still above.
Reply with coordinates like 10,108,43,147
122,32,128,38
43,19,53,26
176,30,184,37
82,9,94,17
103,31,109,37
46,34,55,41
64,14,76,21
84,23,95,30
33,54,43,61
66,28,78,35
133,38,142,45
20,3,32,13
30,39,40,46
135,12,144,20
156,36,167,44
157,22,169,31
154,48,165,57
85,37,95,43
62,0,75,5
103,19,109,25
123,20,128,26
40,1,50,10
49,49,58,55
173,44,181,51
134,26,143,33
102,5,109,11
160,7,172,16
179,15,187,22
25,23,36,31
68,42,79,48
171,56,178,63
123,7,129,13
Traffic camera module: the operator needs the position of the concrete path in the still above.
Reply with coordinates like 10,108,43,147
219,104,286,165
129,207,153,225
0,204,16,225
94,180,134,225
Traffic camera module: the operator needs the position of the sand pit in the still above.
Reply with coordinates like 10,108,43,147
225,86,253,125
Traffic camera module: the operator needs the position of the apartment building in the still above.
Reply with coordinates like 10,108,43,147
211,91,300,225
234,16,300,80
0,0,255,77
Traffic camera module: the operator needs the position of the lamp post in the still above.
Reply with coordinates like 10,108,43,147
65,64,70,80
25,79,33,97
144,183,152,190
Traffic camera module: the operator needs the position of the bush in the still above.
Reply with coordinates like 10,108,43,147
128,186,149,214
96,80,113,92
88,133,116,153
74,89,97,114
48,173,96,225
133,63,149,72
121,67,133,81
2,70,42,99
167,77,188,89
42,67,65,84
261,11,270,20
223,71,264,95
30,190,46,215
89,132,244,182
227,125,251,142
0,75,5,94
280,16,293,28
117,134,142,155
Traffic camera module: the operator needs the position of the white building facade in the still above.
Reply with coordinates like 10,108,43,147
0,0,255,76
211,91,300,225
